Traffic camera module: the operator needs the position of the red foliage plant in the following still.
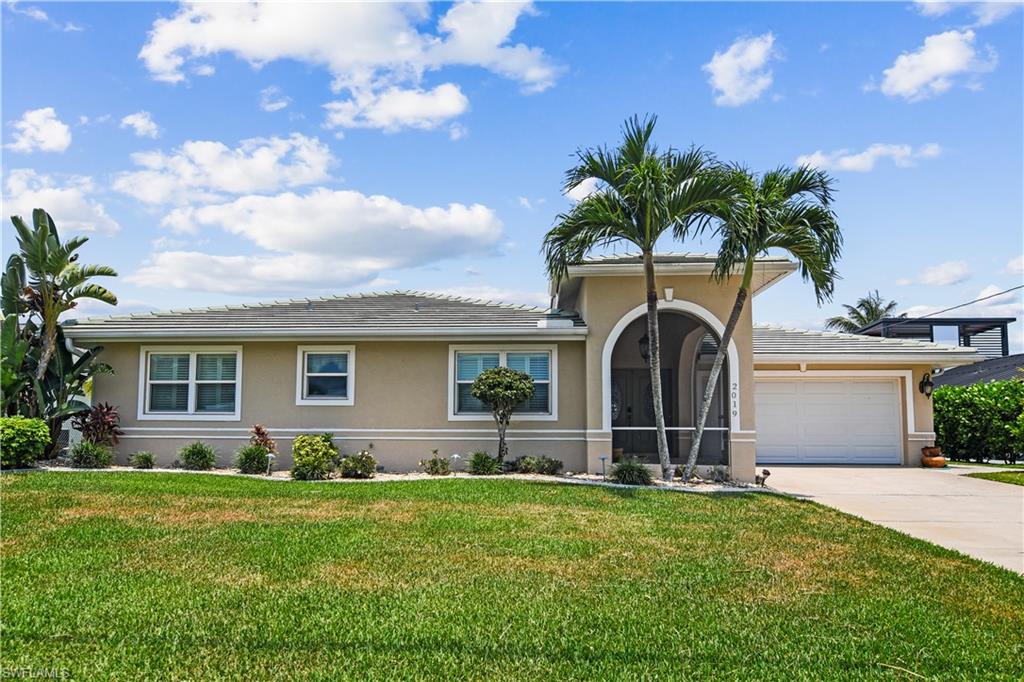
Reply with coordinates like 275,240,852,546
71,402,124,446
249,424,277,454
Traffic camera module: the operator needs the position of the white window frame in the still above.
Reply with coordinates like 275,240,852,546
137,346,243,421
295,345,355,406
447,344,558,421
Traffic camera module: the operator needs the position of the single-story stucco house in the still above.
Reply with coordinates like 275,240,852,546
65,254,979,482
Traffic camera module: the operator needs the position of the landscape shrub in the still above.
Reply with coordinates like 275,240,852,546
608,457,654,486
129,451,155,469
0,416,50,469
178,441,217,470
420,449,451,476
467,450,500,475
934,381,1024,463
290,434,333,481
249,424,278,454
515,455,563,475
68,440,113,468
70,402,124,446
236,444,270,475
338,450,377,479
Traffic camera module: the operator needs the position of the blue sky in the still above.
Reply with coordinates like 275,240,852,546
2,1,1022,348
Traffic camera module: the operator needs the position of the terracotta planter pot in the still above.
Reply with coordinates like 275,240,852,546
921,446,945,468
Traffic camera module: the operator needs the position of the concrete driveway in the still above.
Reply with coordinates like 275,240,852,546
767,465,1024,574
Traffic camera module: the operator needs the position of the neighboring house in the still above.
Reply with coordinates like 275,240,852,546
65,254,979,481
932,353,1024,387
856,317,1015,359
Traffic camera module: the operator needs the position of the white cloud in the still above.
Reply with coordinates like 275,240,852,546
259,86,291,112
128,188,504,294
878,30,997,101
913,1,1021,27
564,177,600,202
6,107,72,153
120,111,160,138
192,64,215,77
6,2,83,31
432,285,549,308
3,169,120,234
324,84,468,132
112,133,334,205
1003,255,1024,276
448,122,468,141
517,196,533,210
702,33,778,107
919,260,972,286
796,142,942,172
138,2,557,132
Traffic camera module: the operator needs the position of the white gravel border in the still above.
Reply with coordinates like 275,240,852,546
6,464,761,494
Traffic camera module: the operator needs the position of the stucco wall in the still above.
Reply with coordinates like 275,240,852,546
94,339,588,470
574,272,757,480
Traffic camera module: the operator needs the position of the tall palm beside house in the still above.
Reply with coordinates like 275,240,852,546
2,209,118,454
542,115,732,479
7,209,117,382
682,166,843,481
825,290,903,333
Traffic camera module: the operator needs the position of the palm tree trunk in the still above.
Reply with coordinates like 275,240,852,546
683,260,752,481
642,251,672,480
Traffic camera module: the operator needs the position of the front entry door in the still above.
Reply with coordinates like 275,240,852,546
611,368,674,462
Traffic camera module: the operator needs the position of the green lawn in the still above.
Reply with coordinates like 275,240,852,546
968,470,1024,486
2,473,1022,680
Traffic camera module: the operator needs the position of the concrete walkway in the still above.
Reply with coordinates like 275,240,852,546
767,465,1024,574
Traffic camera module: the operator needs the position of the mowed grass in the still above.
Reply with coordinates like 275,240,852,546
968,470,1024,486
2,473,1022,680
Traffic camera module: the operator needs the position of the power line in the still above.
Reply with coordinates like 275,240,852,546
881,284,1023,331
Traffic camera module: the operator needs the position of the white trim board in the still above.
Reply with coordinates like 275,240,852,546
754,369,917,435
601,299,742,432
119,434,588,442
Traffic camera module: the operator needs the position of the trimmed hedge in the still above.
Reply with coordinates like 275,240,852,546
0,416,50,469
934,380,1024,463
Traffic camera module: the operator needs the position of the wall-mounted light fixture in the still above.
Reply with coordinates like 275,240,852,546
638,333,651,363
918,372,934,398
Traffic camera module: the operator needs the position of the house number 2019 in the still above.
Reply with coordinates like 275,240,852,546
730,382,739,417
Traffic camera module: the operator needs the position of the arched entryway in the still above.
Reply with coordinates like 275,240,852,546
601,301,740,467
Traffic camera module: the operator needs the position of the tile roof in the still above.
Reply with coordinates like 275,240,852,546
64,291,584,339
753,324,979,361
933,353,1024,386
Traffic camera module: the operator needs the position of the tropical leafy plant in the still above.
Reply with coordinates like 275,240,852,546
338,450,377,479
420,449,452,476
8,209,117,382
67,440,113,468
236,444,270,475
290,434,334,480
682,166,843,481
129,451,155,469
470,366,534,465
467,450,500,475
178,441,217,470
515,455,563,475
249,424,277,454
70,402,124,446
825,290,903,333
935,381,1023,464
2,209,118,456
0,416,50,469
543,115,731,479
608,457,654,486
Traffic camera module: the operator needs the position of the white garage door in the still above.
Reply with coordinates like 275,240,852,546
755,379,902,464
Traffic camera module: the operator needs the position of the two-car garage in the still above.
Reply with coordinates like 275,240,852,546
754,378,903,464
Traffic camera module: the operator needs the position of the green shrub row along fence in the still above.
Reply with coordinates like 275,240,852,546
934,380,1024,464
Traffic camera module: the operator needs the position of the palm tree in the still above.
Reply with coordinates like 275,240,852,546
542,115,731,480
8,209,118,382
825,290,903,333
682,166,843,481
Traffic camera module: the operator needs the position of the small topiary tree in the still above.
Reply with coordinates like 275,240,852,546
470,366,534,466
